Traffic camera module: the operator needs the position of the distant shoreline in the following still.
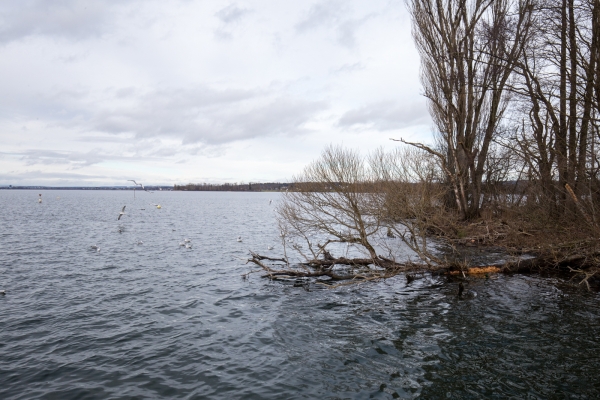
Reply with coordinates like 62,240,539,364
0,183,291,192
0,186,174,191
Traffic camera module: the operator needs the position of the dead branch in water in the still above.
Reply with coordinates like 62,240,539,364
246,250,427,283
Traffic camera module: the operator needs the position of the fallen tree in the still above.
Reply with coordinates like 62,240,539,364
247,242,600,289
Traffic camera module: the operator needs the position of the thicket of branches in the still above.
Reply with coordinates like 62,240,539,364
406,0,600,222
248,0,600,288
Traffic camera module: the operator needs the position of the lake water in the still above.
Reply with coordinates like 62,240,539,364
1,190,600,399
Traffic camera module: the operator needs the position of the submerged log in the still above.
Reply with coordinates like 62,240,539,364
448,266,502,275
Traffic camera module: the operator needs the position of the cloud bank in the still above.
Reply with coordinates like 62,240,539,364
0,0,430,186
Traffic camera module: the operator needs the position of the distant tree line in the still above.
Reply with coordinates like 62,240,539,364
174,182,290,192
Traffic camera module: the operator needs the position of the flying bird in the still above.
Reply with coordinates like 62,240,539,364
118,206,126,220
128,180,148,191
128,180,153,199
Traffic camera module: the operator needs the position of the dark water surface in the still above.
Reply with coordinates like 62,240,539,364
1,190,599,399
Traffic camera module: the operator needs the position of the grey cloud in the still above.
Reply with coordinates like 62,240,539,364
143,142,225,158
16,149,118,169
115,87,137,98
182,98,326,144
215,4,250,24
89,87,257,139
295,0,346,32
0,169,116,182
338,101,430,131
213,28,233,41
213,4,251,40
337,19,363,48
76,135,133,143
68,85,327,145
0,0,127,43
5,144,199,170
295,1,373,48
332,62,365,74
5,82,328,155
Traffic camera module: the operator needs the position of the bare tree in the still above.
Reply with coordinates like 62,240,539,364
406,0,534,219
247,146,446,285
508,0,600,220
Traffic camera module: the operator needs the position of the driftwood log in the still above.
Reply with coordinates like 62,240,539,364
247,238,600,289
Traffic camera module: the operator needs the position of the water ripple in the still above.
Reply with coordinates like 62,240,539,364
1,191,600,399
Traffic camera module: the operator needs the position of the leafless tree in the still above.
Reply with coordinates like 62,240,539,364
247,146,447,285
508,0,600,220
406,0,534,219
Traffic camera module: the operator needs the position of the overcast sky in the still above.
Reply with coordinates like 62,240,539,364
0,0,430,186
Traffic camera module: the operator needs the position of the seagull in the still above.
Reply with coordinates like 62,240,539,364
267,245,274,250
128,179,144,189
38,194,42,203
128,180,153,192
136,240,143,245
0,290,5,296
185,243,192,249
118,206,126,220
237,236,242,242
128,180,153,199
269,199,272,205
90,245,100,252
